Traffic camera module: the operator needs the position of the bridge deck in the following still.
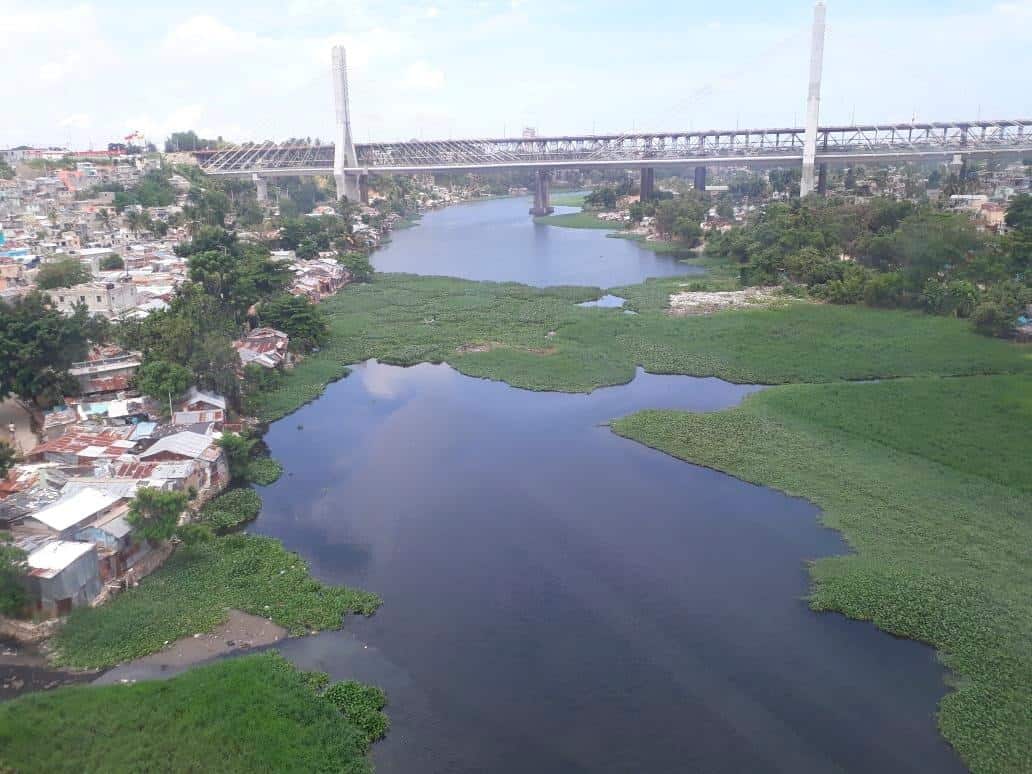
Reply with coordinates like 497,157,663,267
196,119,1031,176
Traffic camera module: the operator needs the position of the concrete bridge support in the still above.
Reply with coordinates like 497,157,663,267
530,170,553,216
335,172,362,202
253,174,268,203
694,166,707,192
639,167,655,201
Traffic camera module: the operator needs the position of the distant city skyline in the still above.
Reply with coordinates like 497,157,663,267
2,0,1030,149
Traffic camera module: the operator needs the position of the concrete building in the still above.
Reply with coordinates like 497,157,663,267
48,279,139,318
67,350,142,395
21,539,102,617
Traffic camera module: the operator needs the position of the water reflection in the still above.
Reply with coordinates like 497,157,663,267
251,361,962,774
373,197,702,287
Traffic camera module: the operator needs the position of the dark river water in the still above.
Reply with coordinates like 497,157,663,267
249,358,963,774
97,199,961,771
372,196,702,286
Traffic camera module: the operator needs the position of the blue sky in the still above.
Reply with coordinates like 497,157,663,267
2,0,1030,148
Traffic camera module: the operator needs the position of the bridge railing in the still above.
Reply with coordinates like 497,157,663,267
197,120,1031,174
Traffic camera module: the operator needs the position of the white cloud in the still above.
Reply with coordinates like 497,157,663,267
161,15,271,59
399,61,445,91
59,113,93,130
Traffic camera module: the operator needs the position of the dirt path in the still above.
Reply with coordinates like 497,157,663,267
0,398,36,454
126,610,288,669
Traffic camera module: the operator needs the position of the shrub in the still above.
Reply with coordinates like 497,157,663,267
971,302,1014,338
199,488,262,530
247,457,283,486
863,272,907,309
324,681,390,743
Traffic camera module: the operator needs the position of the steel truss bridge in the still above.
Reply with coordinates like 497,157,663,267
196,120,1031,177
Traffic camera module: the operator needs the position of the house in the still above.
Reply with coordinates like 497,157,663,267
48,278,139,318
139,431,227,490
20,487,123,539
20,539,101,618
67,350,142,395
26,426,136,465
172,409,225,428
108,459,205,493
233,327,290,369
182,387,227,413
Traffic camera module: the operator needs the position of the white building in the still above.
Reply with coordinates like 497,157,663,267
48,279,139,318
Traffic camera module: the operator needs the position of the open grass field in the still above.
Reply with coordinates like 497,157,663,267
548,191,588,207
248,273,1032,420
0,652,381,774
52,534,380,668
611,375,1032,774
533,210,620,229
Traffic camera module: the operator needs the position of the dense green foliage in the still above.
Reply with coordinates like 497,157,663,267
0,292,92,404
708,196,1032,336
0,442,15,478
217,432,257,481
134,359,192,404
165,130,221,152
0,158,14,179
0,535,27,616
35,257,91,289
248,456,284,485
99,253,124,270
52,534,381,667
127,488,189,542
258,294,327,351
0,652,378,773
339,251,374,282
611,374,1032,773
199,487,262,530
246,273,1030,420
117,283,241,405
324,681,390,743
112,170,177,211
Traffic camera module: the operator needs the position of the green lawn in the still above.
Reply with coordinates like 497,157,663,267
533,210,621,229
549,191,588,207
52,534,381,668
248,273,1032,420
0,652,383,774
611,375,1032,774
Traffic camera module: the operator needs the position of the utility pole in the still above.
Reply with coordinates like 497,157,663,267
800,1,827,198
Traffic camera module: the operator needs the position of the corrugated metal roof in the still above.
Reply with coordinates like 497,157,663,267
29,488,119,532
140,431,214,460
26,540,95,575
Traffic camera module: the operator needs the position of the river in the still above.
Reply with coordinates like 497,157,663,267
245,198,963,773
372,196,702,287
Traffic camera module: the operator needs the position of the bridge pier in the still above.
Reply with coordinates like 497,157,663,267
817,163,828,196
529,170,553,216
639,167,655,201
694,166,707,192
335,172,362,202
253,174,268,203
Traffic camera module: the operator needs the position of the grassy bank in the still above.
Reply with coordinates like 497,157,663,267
247,273,1031,420
0,652,383,773
549,191,588,207
52,534,380,668
611,375,1032,774
533,210,619,229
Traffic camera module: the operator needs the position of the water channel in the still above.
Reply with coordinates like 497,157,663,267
246,197,963,772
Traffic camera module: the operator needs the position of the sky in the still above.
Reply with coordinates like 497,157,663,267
2,0,1030,149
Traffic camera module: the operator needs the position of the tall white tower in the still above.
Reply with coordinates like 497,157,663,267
332,45,360,201
799,1,826,197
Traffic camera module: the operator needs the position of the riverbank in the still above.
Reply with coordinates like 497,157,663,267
50,533,380,669
0,651,385,773
611,375,1032,773
246,272,1030,421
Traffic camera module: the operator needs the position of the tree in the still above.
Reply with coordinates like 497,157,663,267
338,251,374,283
0,159,14,180
36,258,91,290
257,294,327,352
0,537,27,617
0,292,90,405
584,187,617,210
127,488,188,543
100,254,124,271
1007,192,1032,232
135,360,192,404
0,442,15,478
218,433,257,482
